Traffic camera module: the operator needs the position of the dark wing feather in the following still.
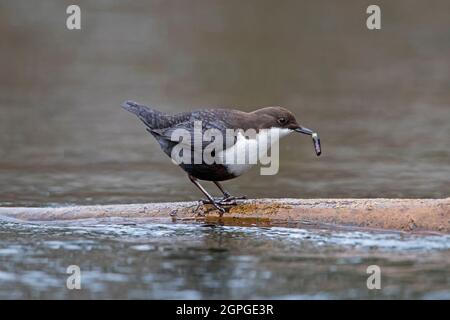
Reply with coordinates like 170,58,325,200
152,110,236,152
123,101,243,156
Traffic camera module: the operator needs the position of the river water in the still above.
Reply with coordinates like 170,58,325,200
1,219,450,299
0,1,449,299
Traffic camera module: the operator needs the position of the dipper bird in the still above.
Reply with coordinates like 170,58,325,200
122,100,321,214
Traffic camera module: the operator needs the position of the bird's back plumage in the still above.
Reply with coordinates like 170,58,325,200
122,101,249,154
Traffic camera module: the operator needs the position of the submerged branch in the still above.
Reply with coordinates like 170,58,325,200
0,198,449,233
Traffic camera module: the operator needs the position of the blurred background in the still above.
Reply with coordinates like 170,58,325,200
1,0,449,206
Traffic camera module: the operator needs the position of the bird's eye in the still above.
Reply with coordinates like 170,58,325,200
278,117,288,125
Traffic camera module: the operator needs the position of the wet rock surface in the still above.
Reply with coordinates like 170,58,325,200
1,198,449,233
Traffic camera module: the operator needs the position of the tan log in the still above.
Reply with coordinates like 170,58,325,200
0,198,449,233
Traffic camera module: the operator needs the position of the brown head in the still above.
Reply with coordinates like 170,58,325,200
251,106,314,134
250,106,321,156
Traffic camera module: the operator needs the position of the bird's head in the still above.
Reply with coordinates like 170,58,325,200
251,106,321,156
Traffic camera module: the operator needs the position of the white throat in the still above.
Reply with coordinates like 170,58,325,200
218,127,293,176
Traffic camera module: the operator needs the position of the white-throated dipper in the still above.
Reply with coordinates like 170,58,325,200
122,100,321,214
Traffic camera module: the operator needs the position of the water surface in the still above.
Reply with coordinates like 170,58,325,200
1,220,450,299
0,0,449,206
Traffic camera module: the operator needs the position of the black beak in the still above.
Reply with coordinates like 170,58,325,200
295,126,321,156
294,126,313,136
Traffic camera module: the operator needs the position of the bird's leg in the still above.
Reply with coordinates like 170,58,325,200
213,181,247,203
213,181,231,198
188,175,225,215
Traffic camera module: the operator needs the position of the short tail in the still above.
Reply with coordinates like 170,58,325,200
121,100,167,129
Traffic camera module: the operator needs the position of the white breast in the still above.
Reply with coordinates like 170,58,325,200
217,127,292,177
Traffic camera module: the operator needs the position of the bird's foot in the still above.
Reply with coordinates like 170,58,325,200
199,195,246,215
191,203,207,217
199,199,226,215
222,194,247,202
201,195,246,204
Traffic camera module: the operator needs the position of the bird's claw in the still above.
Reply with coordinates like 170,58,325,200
223,195,247,201
199,199,226,214
216,205,226,214
200,195,246,204
199,195,246,215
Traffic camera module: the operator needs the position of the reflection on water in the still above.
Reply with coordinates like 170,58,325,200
1,220,450,299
